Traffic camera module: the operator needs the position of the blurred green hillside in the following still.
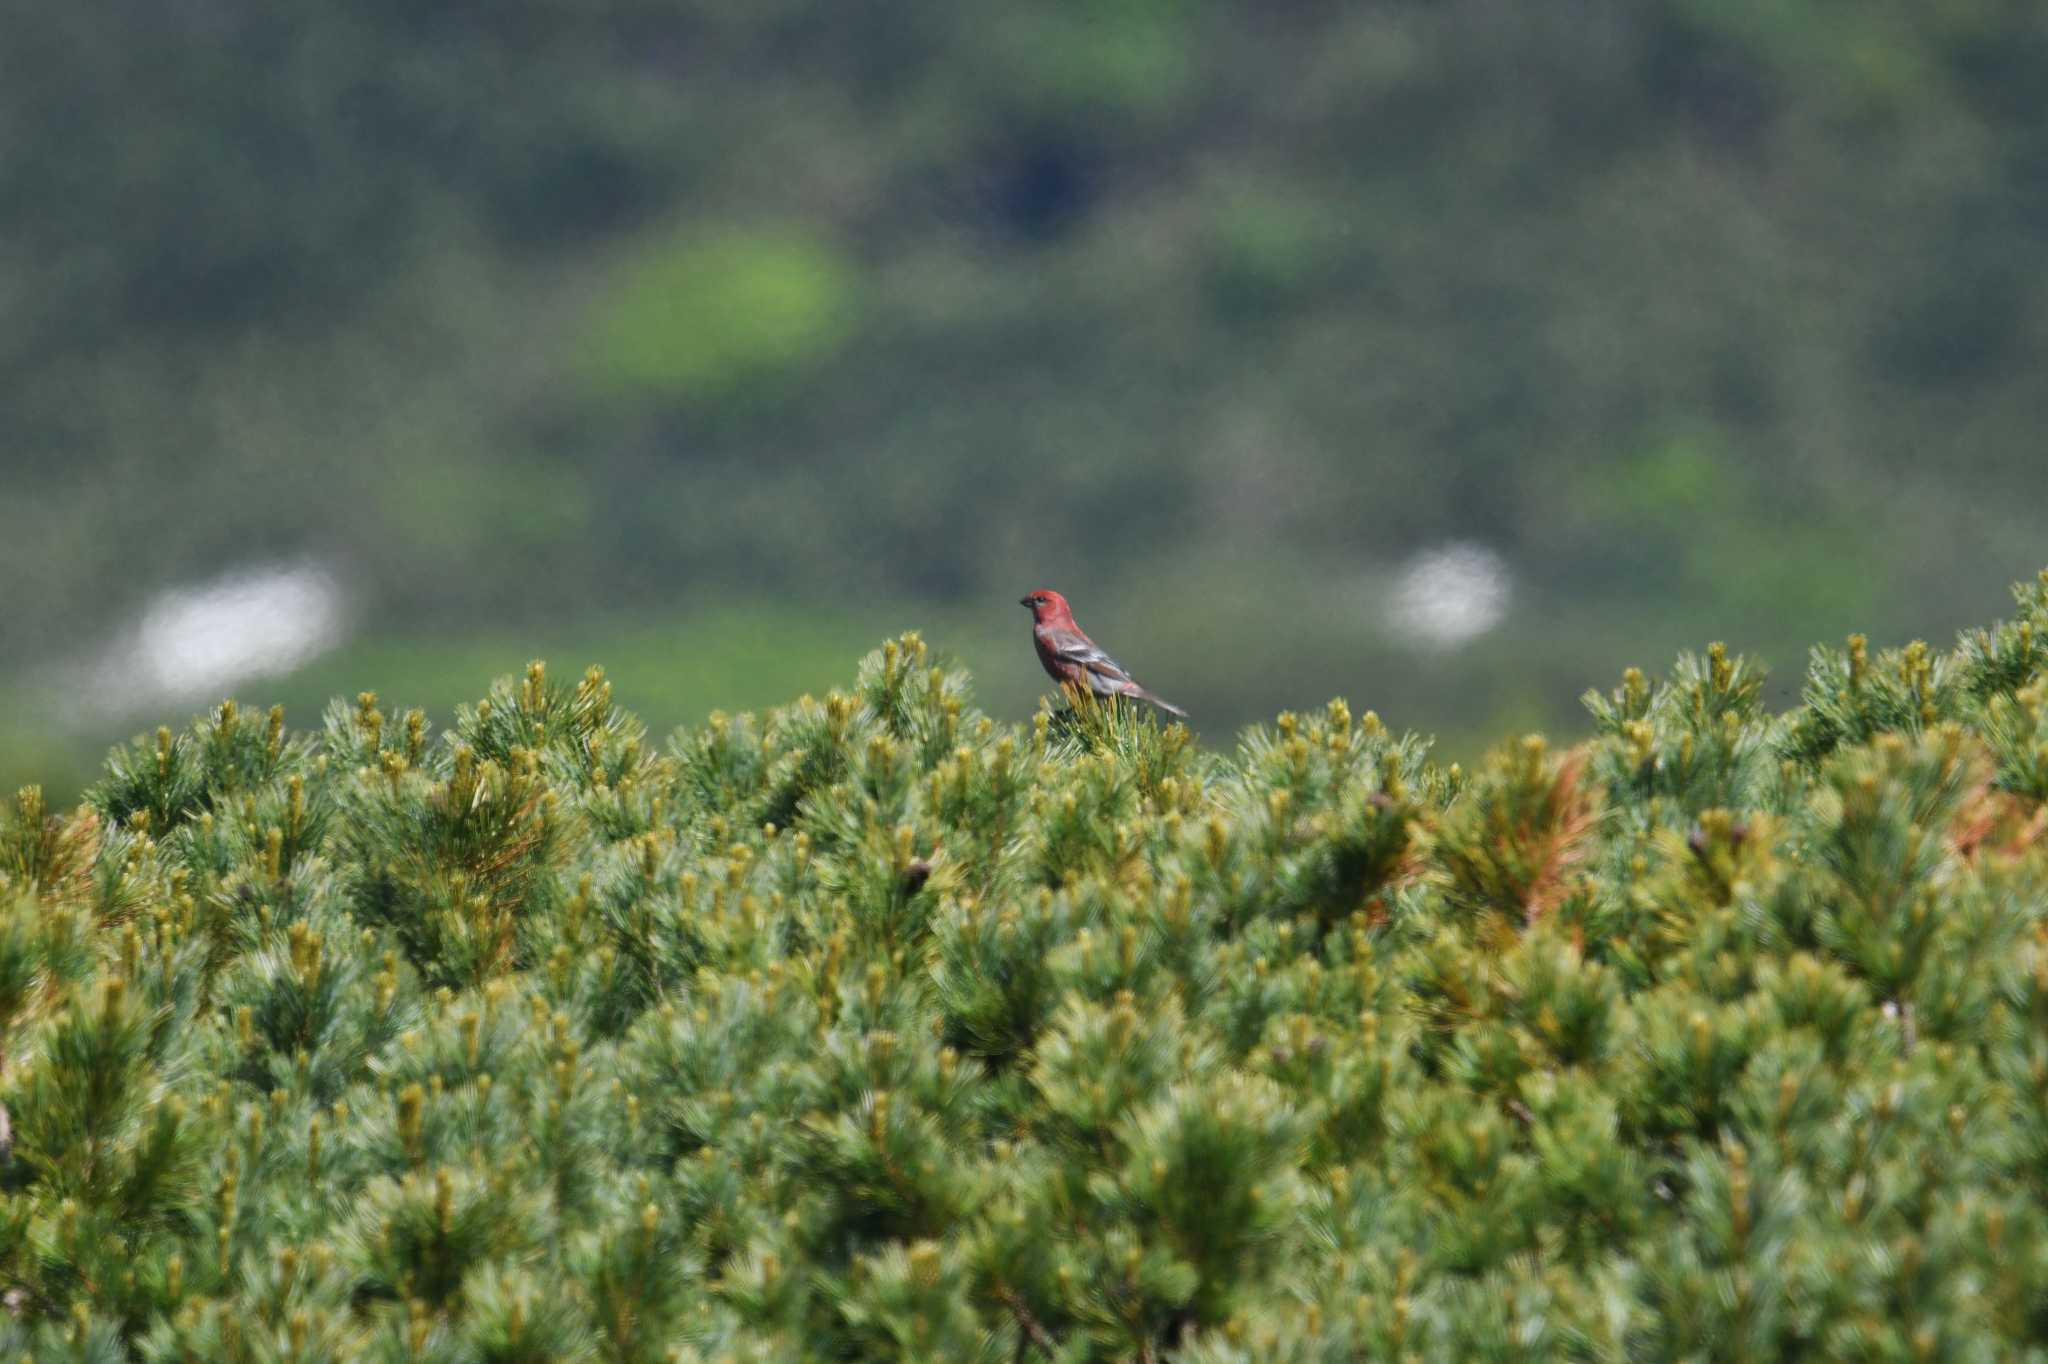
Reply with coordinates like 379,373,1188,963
4,0,2047,791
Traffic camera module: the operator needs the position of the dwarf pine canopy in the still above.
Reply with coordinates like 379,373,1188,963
5,574,2048,1360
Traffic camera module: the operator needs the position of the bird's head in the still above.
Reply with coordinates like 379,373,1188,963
1019,589,1071,623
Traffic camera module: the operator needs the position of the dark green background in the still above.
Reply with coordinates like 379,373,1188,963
6,0,2047,794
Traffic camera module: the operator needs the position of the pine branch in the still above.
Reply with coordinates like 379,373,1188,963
996,1286,1058,1359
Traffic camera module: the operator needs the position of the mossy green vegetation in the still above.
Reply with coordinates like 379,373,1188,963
5,574,2048,1360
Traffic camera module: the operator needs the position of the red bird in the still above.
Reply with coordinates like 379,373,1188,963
1019,589,1188,719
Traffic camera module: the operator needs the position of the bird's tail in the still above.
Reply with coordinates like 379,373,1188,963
1136,688,1189,720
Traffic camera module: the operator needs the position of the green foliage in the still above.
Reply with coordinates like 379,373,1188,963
6,579,2048,1358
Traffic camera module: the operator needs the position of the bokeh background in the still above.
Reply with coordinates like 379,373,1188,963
6,0,2047,797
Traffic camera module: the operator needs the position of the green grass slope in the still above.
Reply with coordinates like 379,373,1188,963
4,574,2048,1360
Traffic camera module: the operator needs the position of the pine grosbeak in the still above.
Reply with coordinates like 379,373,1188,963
1019,589,1187,719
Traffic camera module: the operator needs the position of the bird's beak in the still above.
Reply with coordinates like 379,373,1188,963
1018,596,1033,608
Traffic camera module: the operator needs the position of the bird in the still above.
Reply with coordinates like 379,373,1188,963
1019,589,1188,719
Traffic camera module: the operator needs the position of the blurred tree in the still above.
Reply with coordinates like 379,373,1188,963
2,0,2045,763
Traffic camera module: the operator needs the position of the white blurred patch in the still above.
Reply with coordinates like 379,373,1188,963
1385,542,1512,648
73,562,347,716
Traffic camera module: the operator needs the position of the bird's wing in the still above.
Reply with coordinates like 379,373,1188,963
1042,627,1136,692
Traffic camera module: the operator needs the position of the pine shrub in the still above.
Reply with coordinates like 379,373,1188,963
1,579,2048,1359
